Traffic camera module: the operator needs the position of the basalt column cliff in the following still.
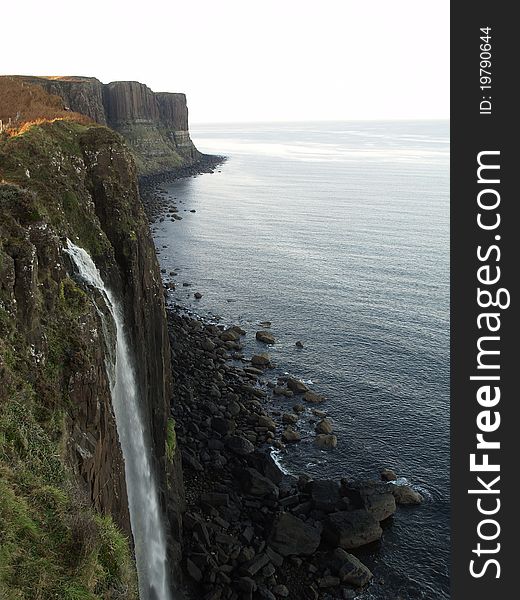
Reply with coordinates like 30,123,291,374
10,76,202,176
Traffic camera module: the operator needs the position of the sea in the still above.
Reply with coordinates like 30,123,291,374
152,121,450,600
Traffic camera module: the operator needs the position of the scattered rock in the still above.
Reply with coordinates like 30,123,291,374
358,484,396,521
282,426,301,443
186,558,203,582
257,415,277,431
225,435,255,456
310,480,341,512
272,584,289,597
324,510,383,550
251,353,270,367
238,467,279,498
282,413,298,425
303,390,324,403
256,330,276,344
315,418,333,434
381,468,398,481
392,484,424,505
314,434,338,449
269,513,321,556
330,548,373,588
318,576,340,588
221,329,240,342
287,378,309,394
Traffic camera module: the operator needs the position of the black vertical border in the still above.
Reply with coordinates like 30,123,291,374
451,4,517,598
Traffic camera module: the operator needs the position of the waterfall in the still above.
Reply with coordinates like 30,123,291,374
65,240,172,600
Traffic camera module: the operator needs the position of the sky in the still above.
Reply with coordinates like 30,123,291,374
2,0,449,123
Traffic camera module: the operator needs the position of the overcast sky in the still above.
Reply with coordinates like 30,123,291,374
3,0,449,123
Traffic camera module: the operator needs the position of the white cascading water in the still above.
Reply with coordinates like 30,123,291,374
65,240,172,600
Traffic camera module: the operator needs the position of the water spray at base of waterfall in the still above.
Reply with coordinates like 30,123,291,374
65,240,172,600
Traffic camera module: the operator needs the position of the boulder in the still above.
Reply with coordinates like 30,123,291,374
324,510,383,549
286,378,309,394
330,548,373,588
258,414,277,431
186,558,203,582
381,468,398,481
303,390,324,403
230,325,247,335
201,338,216,352
315,418,333,434
314,434,338,449
221,329,240,342
310,480,341,512
226,435,255,456
272,584,289,597
194,292,203,299
295,341,304,348
251,353,270,367
256,330,276,344
392,484,424,505
282,413,298,425
269,512,321,556
358,485,396,521
238,467,279,498
244,366,264,376
211,416,235,435
282,426,301,443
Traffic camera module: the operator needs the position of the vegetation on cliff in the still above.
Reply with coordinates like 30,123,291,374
0,77,90,135
0,120,142,599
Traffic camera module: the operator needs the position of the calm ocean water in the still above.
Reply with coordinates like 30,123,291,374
153,121,450,599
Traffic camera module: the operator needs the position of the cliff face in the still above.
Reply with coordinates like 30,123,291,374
12,75,201,176
0,115,184,597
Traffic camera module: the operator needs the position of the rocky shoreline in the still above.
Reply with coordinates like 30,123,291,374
139,153,225,220
141,178,424,600
166,308,422,600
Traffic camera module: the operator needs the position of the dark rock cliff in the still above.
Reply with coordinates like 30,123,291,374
0,112,184,597
10,75,201,176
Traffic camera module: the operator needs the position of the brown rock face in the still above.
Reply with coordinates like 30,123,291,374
104,80,160,124
157,92,189,130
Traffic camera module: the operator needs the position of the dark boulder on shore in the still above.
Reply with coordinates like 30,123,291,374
324,510,383,550
391,483,424,505
314,434,338,449
256,330,276,344
286,377,309,394
268,512,322,556
310,479,341,512
330,548,373,588
226,435,255,456
251,353,271,367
